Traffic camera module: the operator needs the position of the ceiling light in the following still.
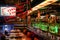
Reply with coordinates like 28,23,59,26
28,0,57,15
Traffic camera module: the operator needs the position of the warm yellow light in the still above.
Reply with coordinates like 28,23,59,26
28,0,57,15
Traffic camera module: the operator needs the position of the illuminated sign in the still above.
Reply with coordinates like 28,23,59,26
32,22,48,31
49,25,58,34
1,7,16,16
40,24,48,31
32,22,59,34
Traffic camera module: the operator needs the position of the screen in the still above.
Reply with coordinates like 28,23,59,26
1,7,16,16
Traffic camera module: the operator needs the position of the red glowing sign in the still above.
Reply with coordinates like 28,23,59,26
1,7,16,16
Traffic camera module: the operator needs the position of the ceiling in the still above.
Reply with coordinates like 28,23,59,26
31,0,45,8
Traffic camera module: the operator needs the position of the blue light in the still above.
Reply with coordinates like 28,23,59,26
2,25,14,32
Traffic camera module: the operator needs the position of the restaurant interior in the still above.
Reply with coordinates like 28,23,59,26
0,0,60,40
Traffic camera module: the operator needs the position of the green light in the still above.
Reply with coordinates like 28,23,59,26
32,21,59,34
40,24,48,31
49,25,58,34
32,22,48,31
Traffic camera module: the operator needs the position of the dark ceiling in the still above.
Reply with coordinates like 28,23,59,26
31,0,45,8
0,0,45,7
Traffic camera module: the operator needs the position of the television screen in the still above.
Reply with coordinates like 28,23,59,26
1,7,16,16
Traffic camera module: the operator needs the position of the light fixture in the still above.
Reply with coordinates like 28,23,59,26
28,0,57,15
